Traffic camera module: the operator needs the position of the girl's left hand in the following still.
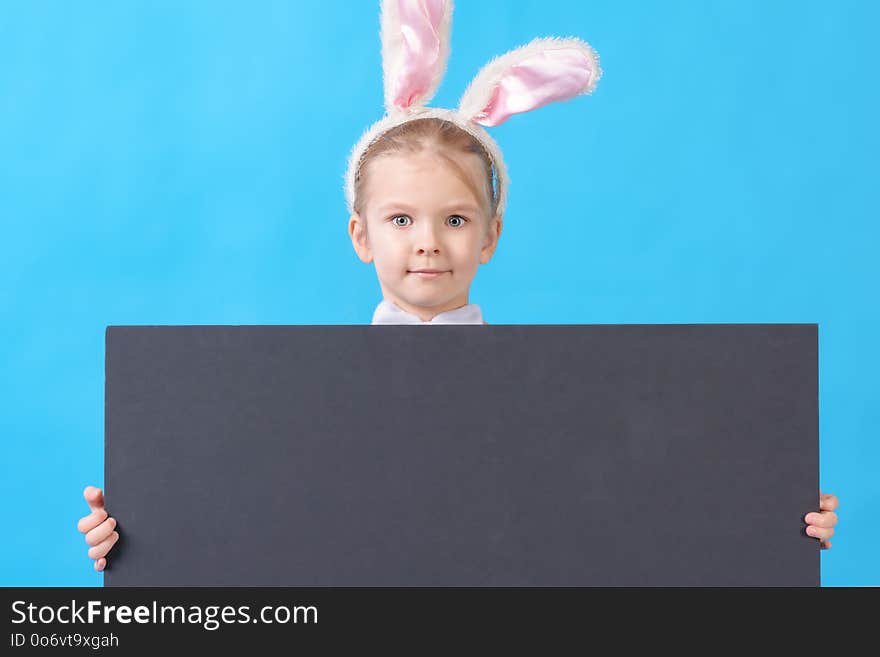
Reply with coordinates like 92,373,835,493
805,492,839,549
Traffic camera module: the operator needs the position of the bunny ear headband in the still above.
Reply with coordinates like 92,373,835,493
344,0,602,217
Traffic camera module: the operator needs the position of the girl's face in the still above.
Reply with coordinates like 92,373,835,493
349,150,502,321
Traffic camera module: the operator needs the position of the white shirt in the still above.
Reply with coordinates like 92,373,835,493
371,299,486,325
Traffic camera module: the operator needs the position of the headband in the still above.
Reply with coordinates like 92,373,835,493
344,0,602,217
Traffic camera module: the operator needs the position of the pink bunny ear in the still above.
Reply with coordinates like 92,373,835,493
380,0,453,113
458,37,601,127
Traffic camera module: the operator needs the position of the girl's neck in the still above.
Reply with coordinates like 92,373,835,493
384,295,470,323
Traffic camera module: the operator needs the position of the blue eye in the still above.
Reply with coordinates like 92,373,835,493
390,214,468,227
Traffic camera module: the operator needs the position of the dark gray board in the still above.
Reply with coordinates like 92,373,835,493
104,324,819,586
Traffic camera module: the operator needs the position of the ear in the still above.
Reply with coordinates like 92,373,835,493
381,0,453,113
458,37,601,127
480,214,503,265
348,212,373,264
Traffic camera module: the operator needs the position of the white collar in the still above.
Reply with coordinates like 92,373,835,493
371,299,484,325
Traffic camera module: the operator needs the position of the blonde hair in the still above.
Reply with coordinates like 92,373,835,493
353,118,498,221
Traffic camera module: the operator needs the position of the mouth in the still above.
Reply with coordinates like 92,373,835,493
408,269,450,278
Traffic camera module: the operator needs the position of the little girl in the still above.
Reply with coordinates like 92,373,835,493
78,0,839,572
352,118,499,326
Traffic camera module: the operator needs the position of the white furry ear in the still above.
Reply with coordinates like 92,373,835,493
458,36,601,127
380,0,454,114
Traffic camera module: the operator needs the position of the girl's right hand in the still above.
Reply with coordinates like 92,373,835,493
77,486,119,572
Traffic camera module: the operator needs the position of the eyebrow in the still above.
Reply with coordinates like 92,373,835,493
375,201,481,215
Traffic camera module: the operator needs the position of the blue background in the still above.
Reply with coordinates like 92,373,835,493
1,0,876,586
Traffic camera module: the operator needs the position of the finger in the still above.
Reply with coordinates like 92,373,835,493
87,531,119,560
819,493,839,512
804,511,838,528
84,516,117,547
77,509,109,534
820,540,832,550
83,486,105,513
806,526,834,541
94,557,107,572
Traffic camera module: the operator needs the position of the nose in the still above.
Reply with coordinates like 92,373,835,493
413,220,441,256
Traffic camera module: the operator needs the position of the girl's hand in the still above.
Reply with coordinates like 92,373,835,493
77,486,119,571
805,492,839,549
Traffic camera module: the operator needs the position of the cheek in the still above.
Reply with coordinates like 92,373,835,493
462,230,488,256
370,235,407,270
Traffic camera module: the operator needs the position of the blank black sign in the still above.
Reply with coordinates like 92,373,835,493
104,324,819,586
